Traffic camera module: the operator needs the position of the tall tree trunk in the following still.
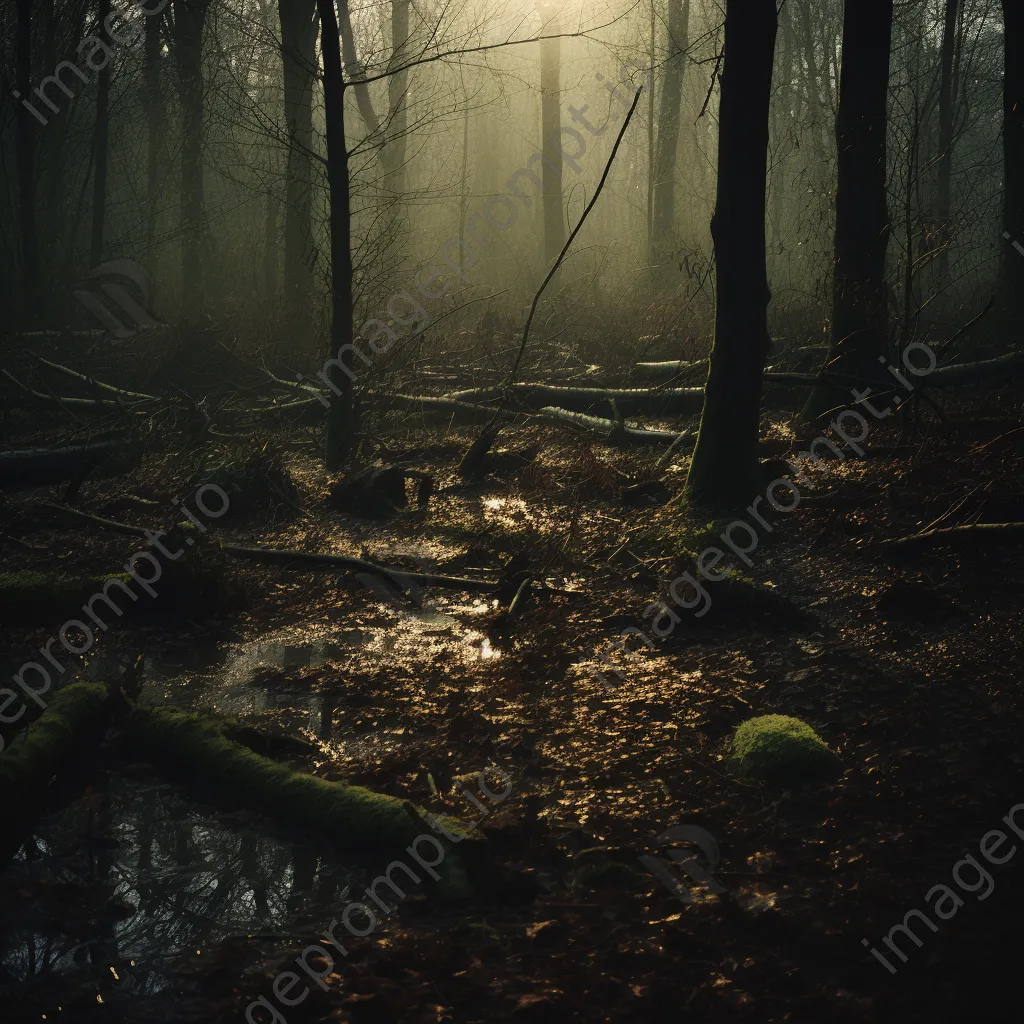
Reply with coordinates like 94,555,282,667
317,0,356,469
91,0,112,266
14,0,39,320
805,0,894,418
173,0,212,322
537,1,564,266
684,0,778,509
279,0,319,319
770,0,793,257
144,7,166,247
935,0,958,284
1000,0,1024,329
652,0,690,286
384,0,410,198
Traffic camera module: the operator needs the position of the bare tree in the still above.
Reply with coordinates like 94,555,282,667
805,0,894,419
685,0,778,508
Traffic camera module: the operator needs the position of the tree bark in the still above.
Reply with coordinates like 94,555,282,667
684,0,777,509
317,0,357,469
804,0,894,419
144,6,167,247
172,0,212,322
651,0,689,283
1000,0,1024,330
537,1,564,266
15,0,39,321
935,0,958,284
278,0,319,318
91,0,112,267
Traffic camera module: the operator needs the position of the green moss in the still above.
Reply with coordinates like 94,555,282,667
123,707,478,898
0,571,135,623
0,683,114,855
729,714,841,787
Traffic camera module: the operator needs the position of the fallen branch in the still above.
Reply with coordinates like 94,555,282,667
447,383,706,416
1,369,125,412
880,521,1024,554
29,354,158,400
219,543,497,593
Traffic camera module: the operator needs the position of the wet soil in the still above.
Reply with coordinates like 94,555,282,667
2,402,1024,1023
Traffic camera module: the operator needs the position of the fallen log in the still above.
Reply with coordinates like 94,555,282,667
444,383,706,416
537,406,695,447
880,521,1024,554
925,350,1024,386
122,706,479,897
0,682,117,862
0,437,143,490
633,359,708,379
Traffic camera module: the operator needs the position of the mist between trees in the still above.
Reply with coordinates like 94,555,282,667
6,0,1015,410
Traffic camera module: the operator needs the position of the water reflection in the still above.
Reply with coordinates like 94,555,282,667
0,774,361,1008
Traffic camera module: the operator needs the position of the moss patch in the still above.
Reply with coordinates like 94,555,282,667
123,707,479,898
729,714,841,787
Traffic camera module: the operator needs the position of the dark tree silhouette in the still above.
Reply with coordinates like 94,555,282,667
684,0,777,509
279,0,319,321
805,0,894,419
317,0,356,469
1000,0,1024,328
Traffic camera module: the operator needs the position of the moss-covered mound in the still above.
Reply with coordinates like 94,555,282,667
123,707,479,898
729,714,841,787
194,442,297,521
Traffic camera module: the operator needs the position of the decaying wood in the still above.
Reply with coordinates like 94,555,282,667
0,438,143,490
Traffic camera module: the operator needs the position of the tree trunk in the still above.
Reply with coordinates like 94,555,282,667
173,0,212,322
684,0,777,509
935,0,958,284
14,0,39,321
1000,0,1024,330
384,0,410,198
537,2,564,266
279,0,319,319
91,0,112,267
804,0,894,418
317,0,356,469
651,0,689,283
144,7,166,247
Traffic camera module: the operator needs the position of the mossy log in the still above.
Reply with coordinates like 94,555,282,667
0,437,142,490
0,569,136,622
0,682,117,859
123,707,481,898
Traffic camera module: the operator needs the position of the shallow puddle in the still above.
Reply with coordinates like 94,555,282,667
0,773,363,1008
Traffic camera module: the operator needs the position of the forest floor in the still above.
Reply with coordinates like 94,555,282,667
2,382,1024,1023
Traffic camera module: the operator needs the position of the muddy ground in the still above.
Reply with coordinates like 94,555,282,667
2,382,1023,1023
